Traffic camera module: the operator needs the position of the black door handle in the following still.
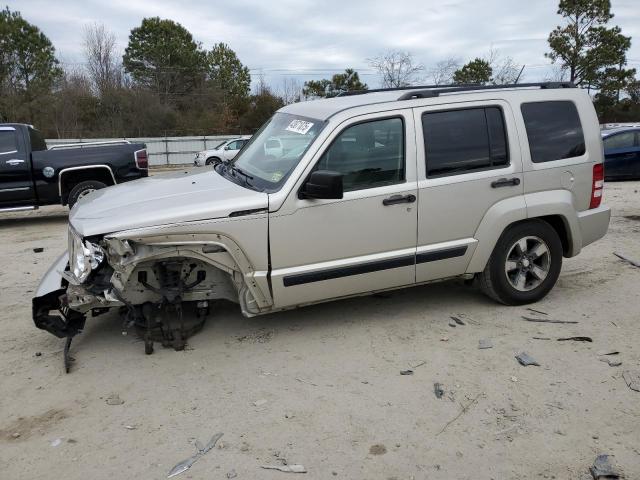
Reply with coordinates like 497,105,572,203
491,177,521,188
383,194,416,206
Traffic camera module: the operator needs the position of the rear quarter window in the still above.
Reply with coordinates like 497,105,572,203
422,106,509,177
28,127,47,151
521,101,585,163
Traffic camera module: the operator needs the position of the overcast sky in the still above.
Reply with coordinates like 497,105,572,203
7,0,640,89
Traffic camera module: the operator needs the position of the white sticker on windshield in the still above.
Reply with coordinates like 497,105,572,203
286,119,314,135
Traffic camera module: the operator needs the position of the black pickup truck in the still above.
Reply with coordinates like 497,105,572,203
0,123,148,210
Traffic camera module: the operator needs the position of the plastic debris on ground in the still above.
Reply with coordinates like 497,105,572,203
622,370,640,392
478,339,493,349
105,393,125,405
261,464,307,473
400,370,413,375
515,352,540,366
434,383,444,398
613,251,640,268
589,454,620,479
557,336,592,342
521,316,578,324
600,358,622,367
597,350,619,356
167,433,223,478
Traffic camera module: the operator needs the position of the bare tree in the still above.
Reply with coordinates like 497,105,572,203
428,57,460,85
544,64,569,83
279,77,303,104
83,23,121,96
368,50,424,88
253,73,270,95
52,66,94,138
485,48,522,84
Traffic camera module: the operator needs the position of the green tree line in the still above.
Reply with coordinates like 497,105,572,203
0,9,286,138
0,0,638,139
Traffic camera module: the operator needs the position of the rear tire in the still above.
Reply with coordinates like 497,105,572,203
68,180,107,209
480,220,563,305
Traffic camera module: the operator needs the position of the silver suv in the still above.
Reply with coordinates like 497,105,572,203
33,83,610,360
193,136,251,166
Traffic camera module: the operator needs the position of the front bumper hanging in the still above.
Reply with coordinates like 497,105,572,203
32,252,86,372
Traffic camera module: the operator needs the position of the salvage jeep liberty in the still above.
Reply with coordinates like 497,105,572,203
33,82,611,369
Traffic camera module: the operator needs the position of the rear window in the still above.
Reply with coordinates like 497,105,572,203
521,101,585,163
0,130,18,154
28,127,47,151
422,107,509,177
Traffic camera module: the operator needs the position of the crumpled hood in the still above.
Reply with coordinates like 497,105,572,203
70,169,268,237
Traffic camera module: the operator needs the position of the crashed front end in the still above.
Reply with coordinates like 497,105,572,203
33,222,272,369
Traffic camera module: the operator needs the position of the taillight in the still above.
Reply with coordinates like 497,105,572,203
589,163,604,209
135,149,148,169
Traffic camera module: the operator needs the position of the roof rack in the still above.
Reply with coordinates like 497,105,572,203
396,82,576,100
337,83,481,97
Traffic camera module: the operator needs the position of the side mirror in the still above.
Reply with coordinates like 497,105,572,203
299,170,343,199
224,146,230,150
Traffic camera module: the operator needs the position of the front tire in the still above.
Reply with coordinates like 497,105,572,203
205,156,221,166
68,180,107,209
480,220,563,305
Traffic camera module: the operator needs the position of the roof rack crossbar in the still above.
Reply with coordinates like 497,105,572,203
396,82,576,100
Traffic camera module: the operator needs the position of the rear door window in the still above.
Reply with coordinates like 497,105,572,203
521,101,585,163
0,130,18,154
422,107,509,177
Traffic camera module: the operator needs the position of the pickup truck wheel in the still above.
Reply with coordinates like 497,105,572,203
480,220,562,305
205,157,221,166
68,180,107,209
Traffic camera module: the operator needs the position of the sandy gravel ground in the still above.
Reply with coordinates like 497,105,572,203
1,179,639,480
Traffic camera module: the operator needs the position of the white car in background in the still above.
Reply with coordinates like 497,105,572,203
194,136,251,166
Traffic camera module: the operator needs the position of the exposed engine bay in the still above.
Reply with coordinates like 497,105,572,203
33,228,272,372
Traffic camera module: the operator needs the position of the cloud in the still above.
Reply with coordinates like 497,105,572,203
6,0,639,87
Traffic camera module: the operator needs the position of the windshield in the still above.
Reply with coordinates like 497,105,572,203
213,141,226,150
231,112,325,192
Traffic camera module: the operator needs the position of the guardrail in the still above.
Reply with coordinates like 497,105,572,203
45,135,246,166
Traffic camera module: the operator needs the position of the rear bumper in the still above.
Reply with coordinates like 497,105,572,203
577,205,611,248
32,252,85,338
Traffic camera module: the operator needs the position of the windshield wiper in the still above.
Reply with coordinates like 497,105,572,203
231,165,254,182
220,160,256,188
